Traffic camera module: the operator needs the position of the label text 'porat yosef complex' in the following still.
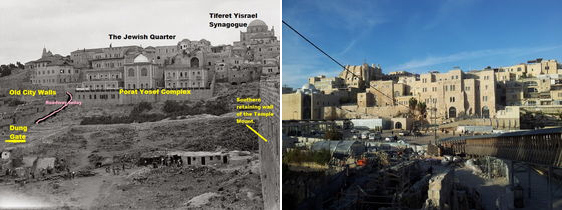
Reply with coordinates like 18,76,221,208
119,89,191,95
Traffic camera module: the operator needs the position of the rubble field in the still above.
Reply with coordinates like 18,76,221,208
0,82,264,209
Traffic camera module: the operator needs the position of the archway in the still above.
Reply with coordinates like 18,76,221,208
395,122,402,129
482,106,490,118
449,107,457,118
190,57,199,68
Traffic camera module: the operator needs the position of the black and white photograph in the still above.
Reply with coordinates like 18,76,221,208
0,0,279,209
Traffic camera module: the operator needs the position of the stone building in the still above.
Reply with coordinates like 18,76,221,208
124,54,163,89
282,84,340,120
29,48,80,86
359,68,498,121
80,46,141,90
163,50,210,89
308,75,346,94
338,63,383,89
163,66,210,89
26,19,278,105
285,58,562,125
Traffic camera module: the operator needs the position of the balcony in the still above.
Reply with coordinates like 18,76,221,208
539,92,552,99
524,92,539,99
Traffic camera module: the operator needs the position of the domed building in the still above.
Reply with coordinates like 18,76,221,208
282,83,341,120
247,19,268,33
133,54,149,63
239,19,277,46
236,19,280,65
298,83,321,95
123,54,163,89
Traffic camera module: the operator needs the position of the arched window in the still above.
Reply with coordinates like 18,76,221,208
190,57,199,68
141,68,148,76
395,122,402,129
449,107,457,118
128,68,135,77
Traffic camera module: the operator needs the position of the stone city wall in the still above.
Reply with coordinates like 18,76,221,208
258,74,280,210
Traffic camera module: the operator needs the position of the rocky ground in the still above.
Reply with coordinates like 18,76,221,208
0,81,264,209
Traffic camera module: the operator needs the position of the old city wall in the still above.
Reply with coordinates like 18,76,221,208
448,118,520,130
324,105,409,120
425,169,453,209
258,74,280,210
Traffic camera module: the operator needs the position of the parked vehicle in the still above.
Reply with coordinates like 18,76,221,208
368,133,381,140
361,132,369,139
398,131,410,136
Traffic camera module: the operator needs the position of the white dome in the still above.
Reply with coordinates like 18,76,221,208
301,83,316,90
133,54,149,63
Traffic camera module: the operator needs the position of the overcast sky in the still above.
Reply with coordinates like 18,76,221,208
0,0,280,64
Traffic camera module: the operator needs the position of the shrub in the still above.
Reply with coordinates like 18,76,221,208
131,102,152,115
7,98,25,106
283,149,331,165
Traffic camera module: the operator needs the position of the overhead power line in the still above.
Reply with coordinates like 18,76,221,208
282,20,410,108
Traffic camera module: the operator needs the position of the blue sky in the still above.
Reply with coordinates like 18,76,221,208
282,0,562,88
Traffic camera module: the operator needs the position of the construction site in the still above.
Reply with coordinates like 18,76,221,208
0,68,277,209
282,119,562,210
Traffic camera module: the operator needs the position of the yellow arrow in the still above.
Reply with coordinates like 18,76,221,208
246,124,268,142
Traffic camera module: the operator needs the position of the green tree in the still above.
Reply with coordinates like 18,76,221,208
408,97,418,112
311,150,331,165
417,102,427,118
